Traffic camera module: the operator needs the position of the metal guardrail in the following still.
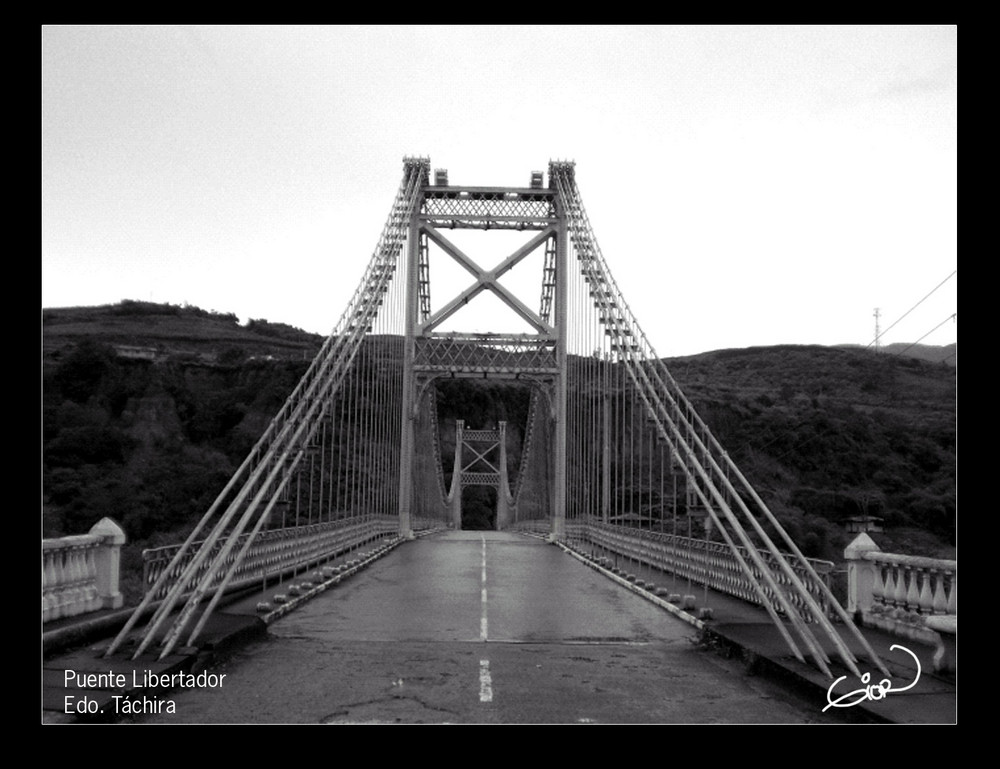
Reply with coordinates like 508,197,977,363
554,521,835,622
141,516,399,602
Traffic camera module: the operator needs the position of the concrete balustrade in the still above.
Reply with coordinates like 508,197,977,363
844,533,956,619
843,533,956,671
844,534,958,620
42,517,125,623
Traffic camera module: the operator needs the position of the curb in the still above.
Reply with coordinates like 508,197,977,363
254,537,404,624
555,540,705,630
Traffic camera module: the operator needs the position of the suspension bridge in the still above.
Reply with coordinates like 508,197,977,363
44,158,957,724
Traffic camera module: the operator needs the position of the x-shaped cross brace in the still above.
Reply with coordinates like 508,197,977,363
462,441,500,474
420,224,556,336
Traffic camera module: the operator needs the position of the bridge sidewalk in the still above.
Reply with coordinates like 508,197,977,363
575,548,957,725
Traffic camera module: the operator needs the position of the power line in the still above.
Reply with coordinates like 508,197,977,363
673,271,957,459
867,269,956,350
890,313,957,358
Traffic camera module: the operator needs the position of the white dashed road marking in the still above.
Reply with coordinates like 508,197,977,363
479,659,493,703
480,536,493,703
480,535,488,642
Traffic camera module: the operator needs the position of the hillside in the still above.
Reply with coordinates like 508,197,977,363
837,342,956,366
669,345,955,560
41,301,956,601
42,300,325,364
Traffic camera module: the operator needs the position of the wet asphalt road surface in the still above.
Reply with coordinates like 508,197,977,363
135,531,840,724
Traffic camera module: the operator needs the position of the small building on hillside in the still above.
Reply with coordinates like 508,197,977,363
114,345,157,361
844,515,884,534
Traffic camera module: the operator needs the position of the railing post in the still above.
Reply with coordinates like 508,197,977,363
90,517,126,610
844,532,880,617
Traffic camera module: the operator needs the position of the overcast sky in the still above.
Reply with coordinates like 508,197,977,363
42,25,957,358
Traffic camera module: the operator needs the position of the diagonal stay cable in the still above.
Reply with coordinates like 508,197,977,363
155,162,427,658
552,163,886,677
113,159,427,660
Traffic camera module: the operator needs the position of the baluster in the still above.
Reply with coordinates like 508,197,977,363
892,563,908,609
58,549,75,619
67,547,85,617
46,550,62,619
946,572,957,614
43,551,59,622
883,563,897,609
872,560,886,610
931,568,948,614
83,545,99,612
53,549,69,619
918,567,934,615
66,547,81,617
905,565,921,611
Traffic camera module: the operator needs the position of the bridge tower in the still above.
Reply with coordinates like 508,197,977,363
444,420,514,530
397,165,569,539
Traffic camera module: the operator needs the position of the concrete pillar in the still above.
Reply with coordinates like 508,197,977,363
89,517,126,610
844,532,881,616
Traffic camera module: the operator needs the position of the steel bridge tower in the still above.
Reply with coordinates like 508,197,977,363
398,163,570,539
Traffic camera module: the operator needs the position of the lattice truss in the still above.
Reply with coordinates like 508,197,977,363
456,427,504,489
415,335,557,374
422,189,556,230
548,161,888,679
107,158,430,661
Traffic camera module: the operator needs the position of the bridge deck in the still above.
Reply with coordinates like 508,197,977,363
43,531,955,725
